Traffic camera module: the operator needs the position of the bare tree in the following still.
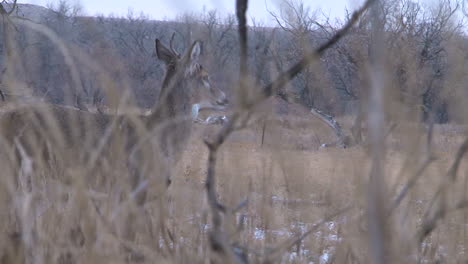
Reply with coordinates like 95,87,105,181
384,0,462,123
0,0,17,100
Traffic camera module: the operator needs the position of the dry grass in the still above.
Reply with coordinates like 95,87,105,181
0,1,467,263
179,122,468,263
2,106,466,263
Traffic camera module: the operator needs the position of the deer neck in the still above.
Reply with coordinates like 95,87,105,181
147,75,190,129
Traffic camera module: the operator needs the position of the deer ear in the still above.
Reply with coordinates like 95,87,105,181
155,39,176,64
188,41,202,61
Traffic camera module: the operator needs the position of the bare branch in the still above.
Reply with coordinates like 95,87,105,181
237,0,248,77
388,122,435,214
263,0,376,99
202,1,374,261
204,2,250,262
204,0,377,203
418,137,468,242
464,0,468,17
389,155,436,213
0,0,17,16
237,0,249,108
263,205,353,263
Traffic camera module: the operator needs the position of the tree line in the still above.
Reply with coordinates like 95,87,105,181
0,0,466,124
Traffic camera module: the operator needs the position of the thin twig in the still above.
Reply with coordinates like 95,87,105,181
419,137,468,242
237,0,248,79
262,0,376,99
263,205,353,263
204,2,250,263
203,0,375,261
389,155,435,213
0,0,17,16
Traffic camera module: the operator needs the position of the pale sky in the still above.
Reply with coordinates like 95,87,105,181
17,0,361,24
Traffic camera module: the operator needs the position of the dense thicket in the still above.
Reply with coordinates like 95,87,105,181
0,0,466,123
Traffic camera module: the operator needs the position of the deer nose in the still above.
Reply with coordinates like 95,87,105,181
217,97,229,106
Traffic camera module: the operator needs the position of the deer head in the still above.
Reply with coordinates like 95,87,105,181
155,34,228,121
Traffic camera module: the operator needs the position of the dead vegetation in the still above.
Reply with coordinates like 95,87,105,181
0,0,467,263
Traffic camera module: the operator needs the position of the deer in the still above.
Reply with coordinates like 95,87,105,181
0,34,229,205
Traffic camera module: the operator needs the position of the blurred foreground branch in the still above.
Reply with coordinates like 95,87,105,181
204,0,376,262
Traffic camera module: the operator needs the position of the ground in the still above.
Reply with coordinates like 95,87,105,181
1,102,467,263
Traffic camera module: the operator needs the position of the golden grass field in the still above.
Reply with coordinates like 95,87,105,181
0,1,466,261
0,99,467,263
